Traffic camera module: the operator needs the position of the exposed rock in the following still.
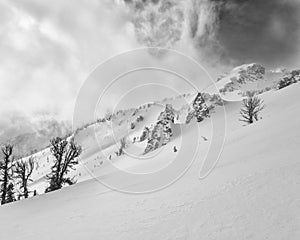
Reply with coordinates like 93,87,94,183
144,104,175,154
219,63,266,94
186,92,209,123
277,69,300,89
140,126,150,142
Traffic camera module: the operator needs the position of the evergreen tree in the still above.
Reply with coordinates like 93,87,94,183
0,144,14,205
6,182,16,203
45,137,81,193
15,157,35,199
186,93,210,124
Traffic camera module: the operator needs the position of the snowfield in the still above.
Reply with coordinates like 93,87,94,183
0,83,300,239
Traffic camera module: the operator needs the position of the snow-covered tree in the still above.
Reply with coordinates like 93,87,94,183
239,96,265,124
277,70,300,89
186,92,209,123
144,104,175,154
45,137,81,193
193,93,209,122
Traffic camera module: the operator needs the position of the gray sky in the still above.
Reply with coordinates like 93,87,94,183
215,0,300,68
0,0,138,126
0,0,299,129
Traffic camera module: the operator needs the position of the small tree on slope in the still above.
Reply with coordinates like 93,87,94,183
0,144,14,205
239,96,265,124
15,157,35,199
45,137,81,193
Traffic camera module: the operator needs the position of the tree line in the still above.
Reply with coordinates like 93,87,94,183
0,137,81,205
0,92,265,205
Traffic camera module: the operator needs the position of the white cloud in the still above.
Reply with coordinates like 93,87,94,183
0,0,139,124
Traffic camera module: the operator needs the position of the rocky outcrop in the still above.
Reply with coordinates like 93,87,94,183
277,69,300,89
219,64,265,94
144,104,175,154
140,126,150,142
186,93,210,124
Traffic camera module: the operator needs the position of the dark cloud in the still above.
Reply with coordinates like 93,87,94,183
215,0,300,67
125,0,300,70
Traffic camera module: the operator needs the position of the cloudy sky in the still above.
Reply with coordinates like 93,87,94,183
0,0,299,131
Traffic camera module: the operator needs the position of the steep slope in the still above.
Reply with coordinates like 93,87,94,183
21,90,223,195
18,98,191,194
0,82,299,240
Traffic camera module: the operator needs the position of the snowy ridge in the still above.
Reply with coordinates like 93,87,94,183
3,62,295,197
205,63,288,101
10,63,293,196
0,76,300,239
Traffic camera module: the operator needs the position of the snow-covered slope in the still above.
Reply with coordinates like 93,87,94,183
0,81,299,239
13,90,224,196
206,63,284,101
14,97,193,194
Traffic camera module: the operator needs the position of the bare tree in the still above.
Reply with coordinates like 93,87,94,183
15,157,35,199
0,144,14,205
240,96,265,124
45,137,81,193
